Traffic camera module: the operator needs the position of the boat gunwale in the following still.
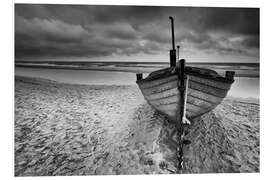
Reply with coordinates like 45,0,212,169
136,66,234,84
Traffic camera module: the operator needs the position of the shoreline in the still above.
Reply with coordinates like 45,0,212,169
15,63,259,78
15,76,259,176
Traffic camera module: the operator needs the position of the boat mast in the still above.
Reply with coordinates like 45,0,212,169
169,16,176,67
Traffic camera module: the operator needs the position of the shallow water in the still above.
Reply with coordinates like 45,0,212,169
228,77,259,99
15,67,259,99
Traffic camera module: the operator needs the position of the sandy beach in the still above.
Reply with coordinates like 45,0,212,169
15,76,259,176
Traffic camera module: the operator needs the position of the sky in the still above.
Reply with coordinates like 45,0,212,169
15,4,259,63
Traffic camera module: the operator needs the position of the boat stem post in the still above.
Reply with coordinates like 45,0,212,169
179,59,186,119
225,71,235,81
176,59,187,172
136,73,143,81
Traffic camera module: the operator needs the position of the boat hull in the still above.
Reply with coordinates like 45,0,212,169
137,67,234,123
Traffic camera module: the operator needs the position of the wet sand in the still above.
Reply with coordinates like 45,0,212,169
15,76,259,176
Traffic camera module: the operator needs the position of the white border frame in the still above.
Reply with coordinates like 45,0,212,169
2,0,268,179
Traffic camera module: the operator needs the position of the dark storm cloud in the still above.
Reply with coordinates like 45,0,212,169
15,4,259,60
195,8,259,35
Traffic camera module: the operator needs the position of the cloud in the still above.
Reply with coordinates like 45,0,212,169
15,4,259,60
194,8,260,36
15,15,90,43
15,16,143,58
86,22,138,40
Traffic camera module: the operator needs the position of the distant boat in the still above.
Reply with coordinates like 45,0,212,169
136,64,235,124
136,17,235,124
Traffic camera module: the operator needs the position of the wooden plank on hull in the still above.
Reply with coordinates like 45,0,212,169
144,88,179,101
187,88,223,104
187,95,213,108
186,103,207,115
149,94,179,106
155,103,178,112
187,103,219,119
189,75,232,90
154,106,176,117
188,80,228,98
165,110,176,118
142,80,178,95
138,75,177,89
187,93,217,105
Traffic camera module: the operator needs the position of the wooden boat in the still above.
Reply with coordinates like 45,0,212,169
136,17,235,124
136,64,235,124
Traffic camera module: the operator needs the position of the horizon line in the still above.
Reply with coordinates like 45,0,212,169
15,60,259,65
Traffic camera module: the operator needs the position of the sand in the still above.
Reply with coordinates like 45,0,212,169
14,76,259,176
183,98,259,173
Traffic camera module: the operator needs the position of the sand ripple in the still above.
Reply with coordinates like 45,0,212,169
15,76,259,176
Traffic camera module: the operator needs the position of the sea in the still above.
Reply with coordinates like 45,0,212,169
15,61,259,99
